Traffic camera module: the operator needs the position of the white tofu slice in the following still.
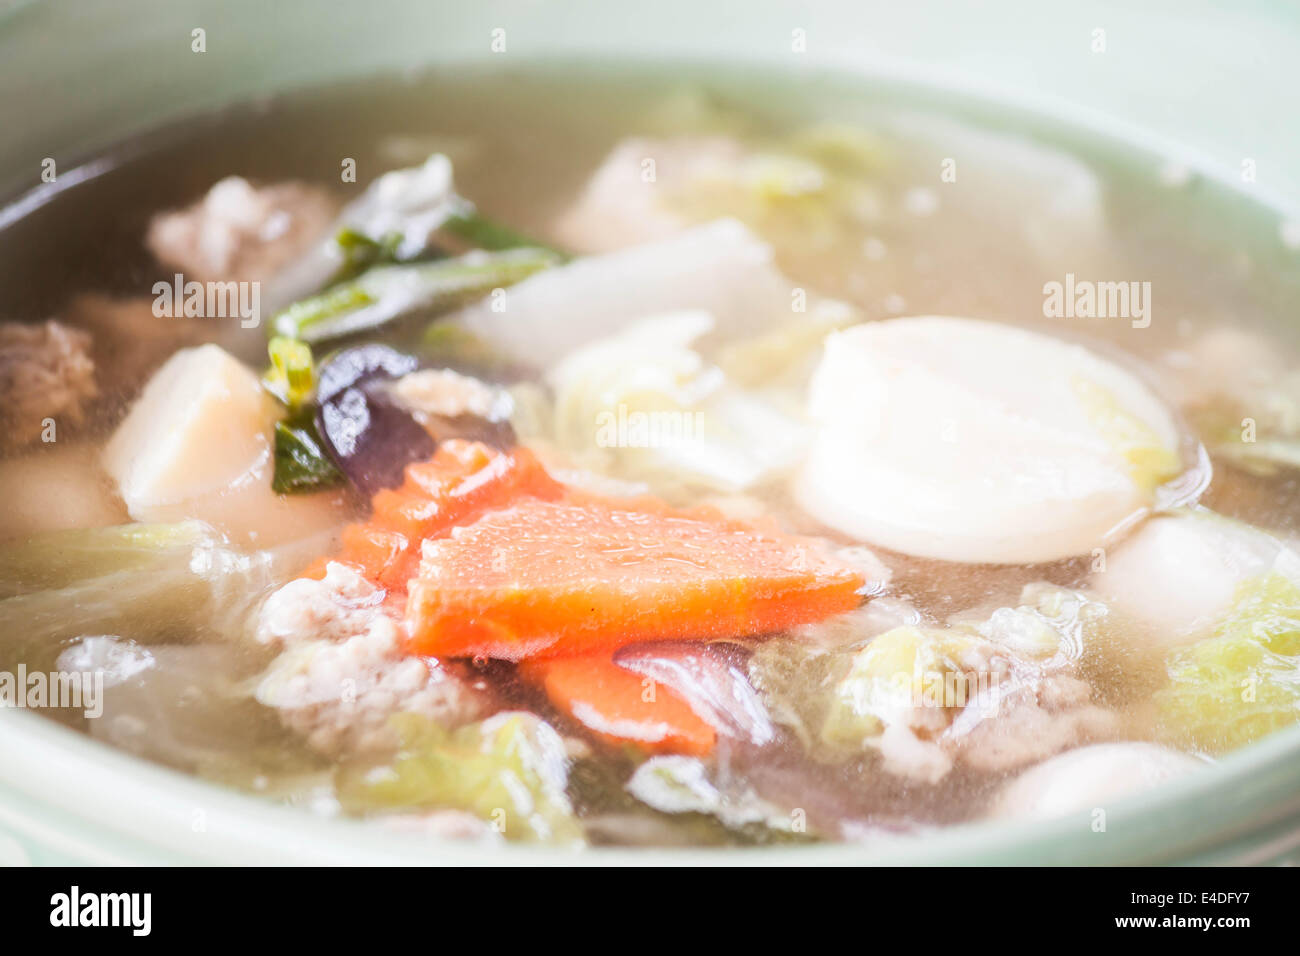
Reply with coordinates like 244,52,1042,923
1089,510,1300,646
0,444,128,539
103,345,347,547
990,743,1201,821
794,316,1184,563
451,219,792,368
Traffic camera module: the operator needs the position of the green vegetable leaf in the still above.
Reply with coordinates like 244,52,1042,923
0,522,283,667
1155,572,1300,753
331,228,418,283
270,247,561,345
272,410,344,494
625,755,815,841
440,207,568,260
0,520,213,598
269,283,376,343
336,711,582,844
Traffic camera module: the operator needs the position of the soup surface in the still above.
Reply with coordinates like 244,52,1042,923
2,65,1299,848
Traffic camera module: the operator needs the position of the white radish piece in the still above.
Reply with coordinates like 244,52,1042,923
103,345,346,547
795,316,1183,563
451,218,792,367
990,742,1202,822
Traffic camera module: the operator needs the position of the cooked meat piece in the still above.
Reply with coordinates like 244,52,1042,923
949,673,1120,774
255,562,492,757
384,368,516,448
256,561,387,648
841,624,1119,783
0,320,97,452
878,722,953,784
386,368,512,422
147,176,338,282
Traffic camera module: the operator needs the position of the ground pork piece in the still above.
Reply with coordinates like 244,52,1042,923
147,177,338,282
387,368,512,421
879,722,953,784
868,634,1118,782
383,368,516,448
948,673,1120,774
255,562,491,757
0,320,96,452
256,562,390,648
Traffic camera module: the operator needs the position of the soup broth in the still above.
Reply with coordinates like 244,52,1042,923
1,64,1298,848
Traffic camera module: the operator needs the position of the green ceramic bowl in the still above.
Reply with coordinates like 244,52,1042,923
1,0,1298,865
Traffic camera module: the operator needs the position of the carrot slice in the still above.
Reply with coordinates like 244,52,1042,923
406,496,864,660
339,524,410,585
329,439,563,592
311,441,865,663
521,653,717,756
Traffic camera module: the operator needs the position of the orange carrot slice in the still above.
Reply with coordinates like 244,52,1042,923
307,441,865,665
327,439,563,591
521,653,717,756
405,496,865,660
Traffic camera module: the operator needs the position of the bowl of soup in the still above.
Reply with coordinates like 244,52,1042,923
1,0,1299,865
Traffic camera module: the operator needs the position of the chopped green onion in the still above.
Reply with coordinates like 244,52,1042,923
270,284,376,344
263,336,316,411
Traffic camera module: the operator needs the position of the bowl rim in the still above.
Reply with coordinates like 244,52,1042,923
3,703,1300,864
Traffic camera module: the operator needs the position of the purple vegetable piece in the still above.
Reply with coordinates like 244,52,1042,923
315,344,420,404
314,345,435,496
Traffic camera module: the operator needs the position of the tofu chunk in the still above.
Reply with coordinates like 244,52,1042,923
102,344,347,547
